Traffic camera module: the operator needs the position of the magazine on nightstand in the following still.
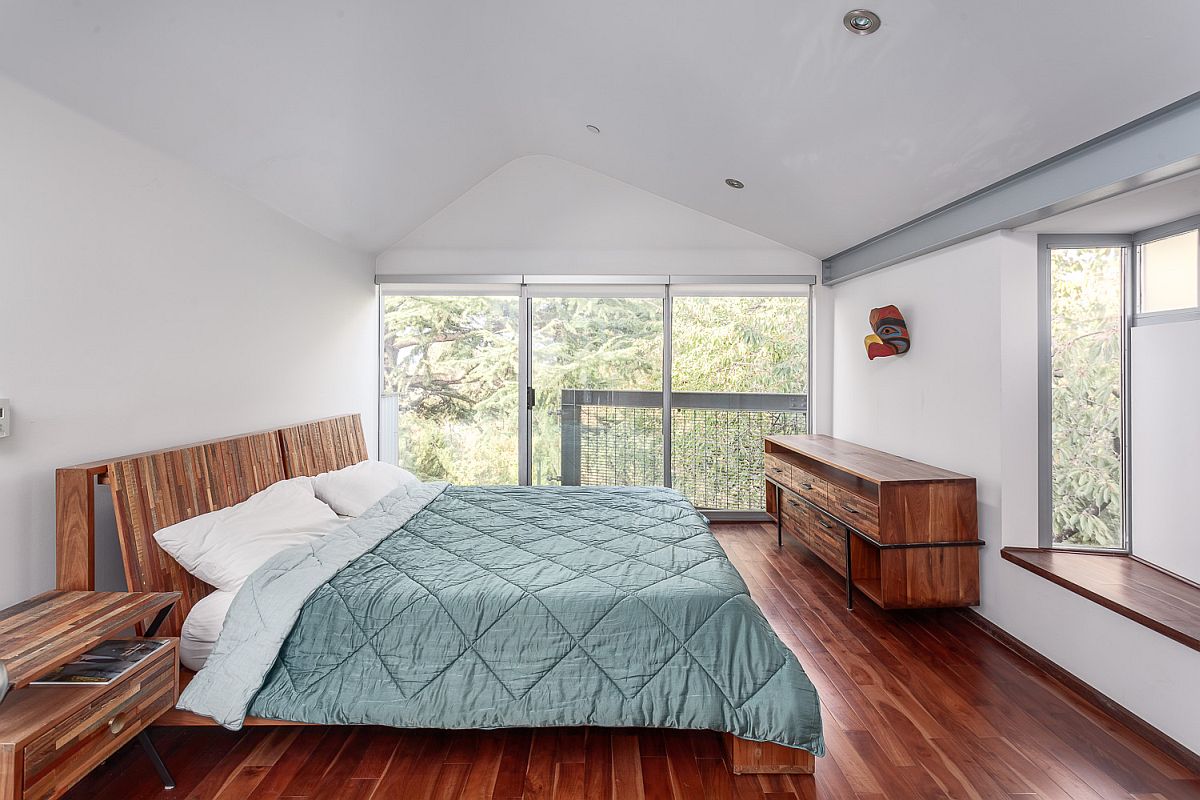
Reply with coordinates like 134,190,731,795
31,639,168,686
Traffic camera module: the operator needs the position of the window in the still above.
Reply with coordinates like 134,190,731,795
1039,240,1129,550
530,294,665,487
1136,224,1200,317
670,295,808,510
378,277,812,515
380,293,520,484
1041,217,1200,573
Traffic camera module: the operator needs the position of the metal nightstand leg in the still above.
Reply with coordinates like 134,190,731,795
138,730,176,790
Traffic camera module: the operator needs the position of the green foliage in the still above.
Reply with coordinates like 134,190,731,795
382,295,520,484
672,296,808,393
381,293,809,509
1049,248,1123,547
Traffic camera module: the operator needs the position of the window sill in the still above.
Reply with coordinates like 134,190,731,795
1001,547,1200,652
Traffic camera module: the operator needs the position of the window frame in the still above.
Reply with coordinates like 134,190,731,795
1037,234,1133,552
376,274,815,518
1132,213,1200,326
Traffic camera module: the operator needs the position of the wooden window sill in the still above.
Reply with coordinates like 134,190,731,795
1001,547,1200,652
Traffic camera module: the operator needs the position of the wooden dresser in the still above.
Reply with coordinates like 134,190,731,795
764,435,981,609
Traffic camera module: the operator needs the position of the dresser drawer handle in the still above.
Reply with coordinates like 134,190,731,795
108,713,129,736
815,517,835,530
801,482,814,490
786,500,800,508
840,503,861,515
770,467,784,474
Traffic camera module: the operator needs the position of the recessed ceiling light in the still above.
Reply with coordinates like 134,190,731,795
586,124,601,134
843,9,881,34
725,178,745,189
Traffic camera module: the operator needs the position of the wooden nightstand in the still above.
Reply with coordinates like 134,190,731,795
0,591,180,800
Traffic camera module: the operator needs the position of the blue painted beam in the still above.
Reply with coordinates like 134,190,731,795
823,90,1200,285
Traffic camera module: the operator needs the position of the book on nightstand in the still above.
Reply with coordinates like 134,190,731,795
31,638,168,686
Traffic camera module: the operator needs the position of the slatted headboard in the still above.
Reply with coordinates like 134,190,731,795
55,414,366,637
279,416,368,478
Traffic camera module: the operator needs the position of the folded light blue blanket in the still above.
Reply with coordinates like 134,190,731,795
179,484,824,754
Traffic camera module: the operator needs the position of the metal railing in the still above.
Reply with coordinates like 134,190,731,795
380,389,809,511
560,389,807,510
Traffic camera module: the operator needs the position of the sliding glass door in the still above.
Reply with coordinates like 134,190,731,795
670,295,809,510
378,279,812,512
380,293,520,484
529,294,664,486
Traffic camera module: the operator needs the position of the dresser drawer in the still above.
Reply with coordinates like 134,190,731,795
826,483,880,537
802,504,846,567
766,454,829,505
764,454,791,487
781,495,845,573
788,466,829,507
22,644,176,800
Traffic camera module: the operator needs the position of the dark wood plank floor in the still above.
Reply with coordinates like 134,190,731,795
67,524,1200,800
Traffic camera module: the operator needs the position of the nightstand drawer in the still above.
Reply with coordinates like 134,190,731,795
22,643,176,800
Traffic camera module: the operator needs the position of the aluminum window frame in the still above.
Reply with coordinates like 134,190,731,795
378,274,815,516
1132,213,1200,325
665,287,813,520
1037,234,1133,552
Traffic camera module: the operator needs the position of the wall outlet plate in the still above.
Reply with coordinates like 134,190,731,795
0,399,9,438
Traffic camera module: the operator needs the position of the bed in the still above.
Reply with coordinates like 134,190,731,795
55,415,823,774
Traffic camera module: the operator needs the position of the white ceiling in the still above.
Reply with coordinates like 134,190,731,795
2,1,1199,257
1019,171,1200,235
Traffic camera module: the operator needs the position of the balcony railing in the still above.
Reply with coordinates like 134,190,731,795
380,389,808,511
560,389,807,511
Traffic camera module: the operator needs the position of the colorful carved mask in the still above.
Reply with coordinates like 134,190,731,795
864,305,909,360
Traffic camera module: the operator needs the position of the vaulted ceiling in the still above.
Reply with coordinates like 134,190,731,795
2,1,1198,257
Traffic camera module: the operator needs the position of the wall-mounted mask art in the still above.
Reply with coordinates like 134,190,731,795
864,305,909,360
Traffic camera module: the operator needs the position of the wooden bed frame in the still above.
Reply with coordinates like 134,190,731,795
54,414,813,776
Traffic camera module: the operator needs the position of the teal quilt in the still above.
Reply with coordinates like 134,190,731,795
178,484,824,754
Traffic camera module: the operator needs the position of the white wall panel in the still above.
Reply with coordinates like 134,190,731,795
1131,319,1200,582
0,76,377,607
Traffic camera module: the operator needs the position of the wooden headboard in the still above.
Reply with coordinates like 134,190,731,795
279,416,368,478
55,414,366,637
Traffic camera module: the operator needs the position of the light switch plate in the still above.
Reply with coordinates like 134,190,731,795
0,399,9,438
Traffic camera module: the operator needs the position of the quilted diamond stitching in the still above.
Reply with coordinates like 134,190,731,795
275,485,789,711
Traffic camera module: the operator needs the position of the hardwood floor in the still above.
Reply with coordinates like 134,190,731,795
65,524,1200,800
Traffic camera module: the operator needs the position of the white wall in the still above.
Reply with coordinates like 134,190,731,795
827,231,1200,753
0,76,378,608
1131,319,1200,583
376,155,821,276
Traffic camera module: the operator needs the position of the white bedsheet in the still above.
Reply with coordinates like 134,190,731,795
180,590,236,671
179,514,356,672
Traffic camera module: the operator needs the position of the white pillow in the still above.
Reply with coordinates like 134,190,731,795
180,590,236,672
312,460,420,517
153,476,341,591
